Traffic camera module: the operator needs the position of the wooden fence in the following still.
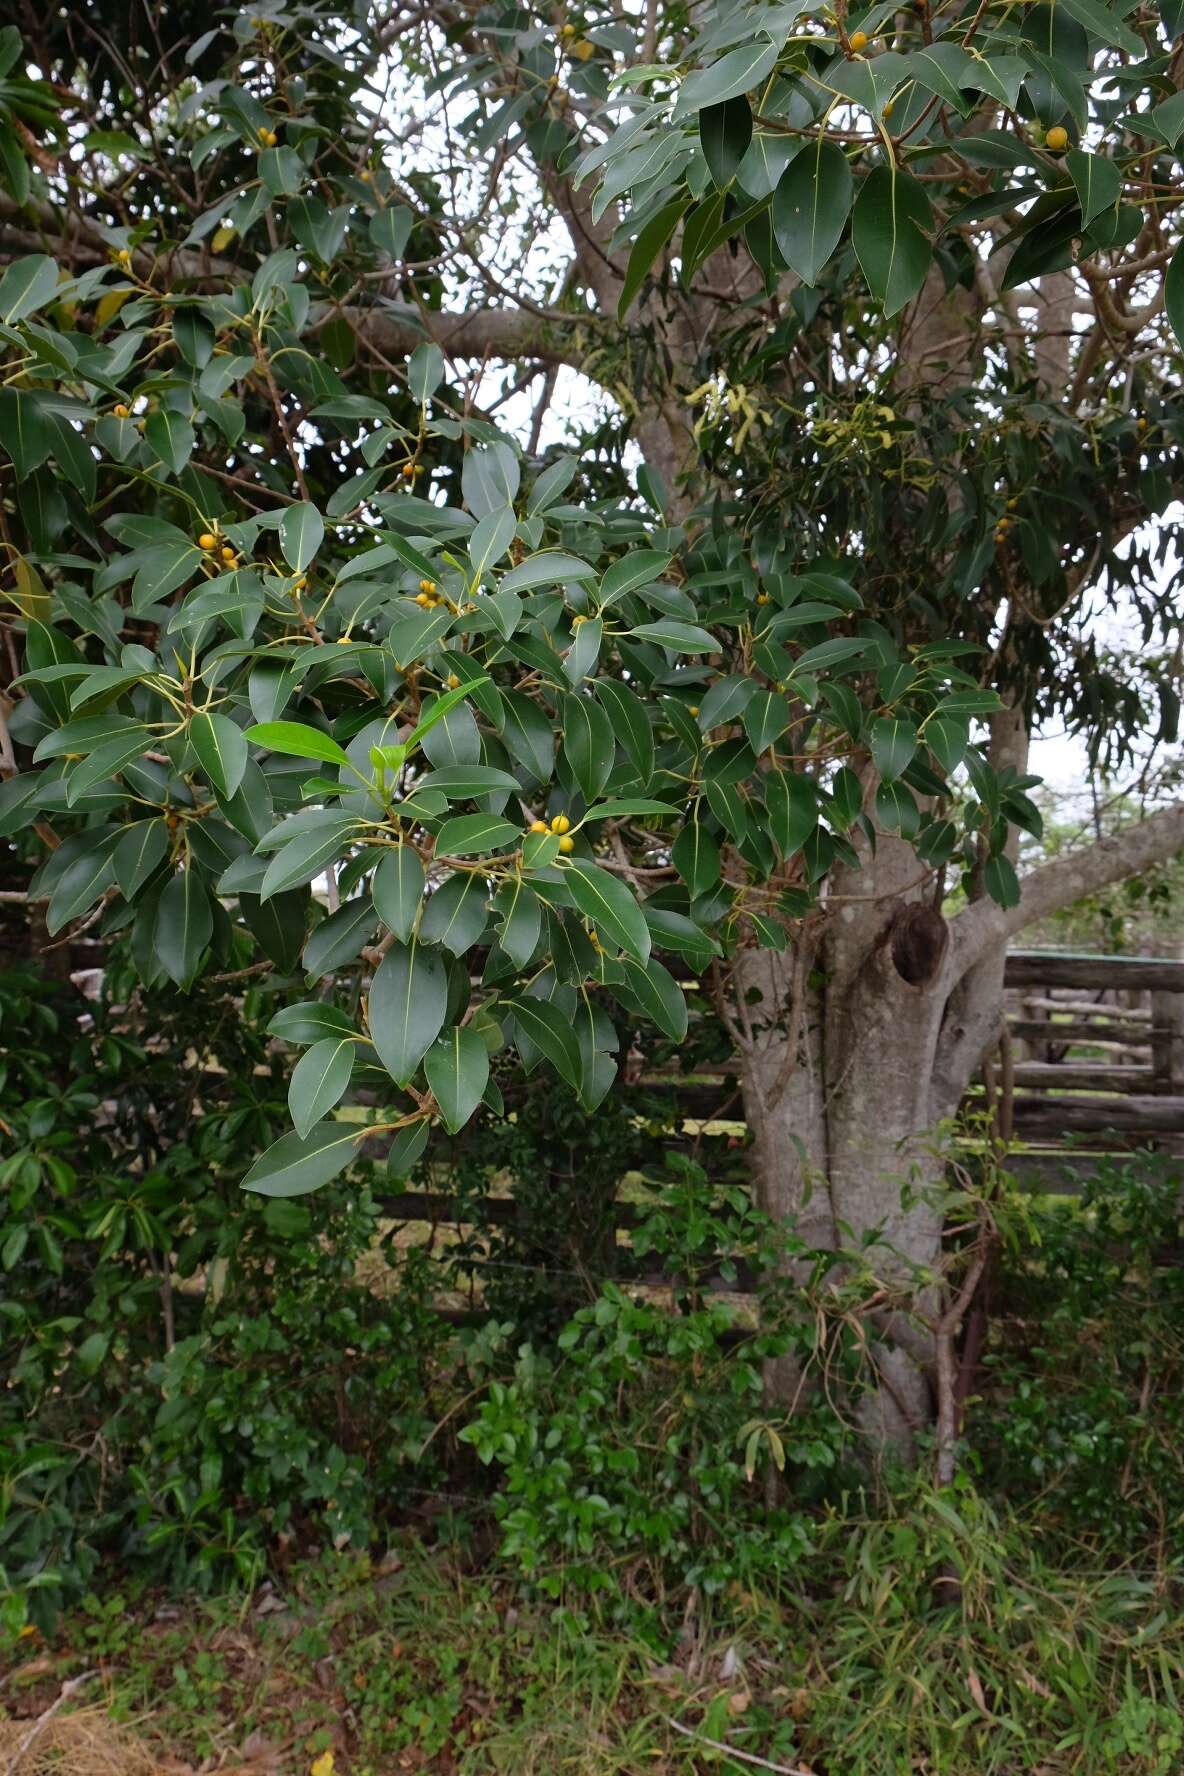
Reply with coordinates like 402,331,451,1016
378,950,1184,1256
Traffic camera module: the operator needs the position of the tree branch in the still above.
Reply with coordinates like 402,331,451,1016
340,299,598,371
951,800,1184,975
0,199,602,375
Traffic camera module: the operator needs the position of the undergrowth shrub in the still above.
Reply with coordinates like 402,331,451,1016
979,1148,1184,1555
0,966,446,1631
460,1159,864,1606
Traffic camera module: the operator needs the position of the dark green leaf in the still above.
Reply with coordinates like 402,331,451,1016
269,1001,357,1045
772,138,852,286
425,1025,489,1133
870,717,917,782
672,821,720,896
618,198,687,319
508,996,582,1089
144,409,195,475
279,501,325,572
852,165,933,318
368,939,448,1085
304,896,378,975
190,710,248,798
114,819,168,900
701,95,753,192
672,38,780,122
289,1037,355,1138
765,771,817,857
241,1118,360,1197
153,869,213,985
435,813,521,855
372,845,425,941
562,693,615,803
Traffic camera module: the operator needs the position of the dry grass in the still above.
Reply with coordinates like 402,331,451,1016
0,1705,162,1776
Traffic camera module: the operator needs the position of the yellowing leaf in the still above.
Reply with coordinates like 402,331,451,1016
310,1752,335,1776
8,556,50,623
95,289,130,328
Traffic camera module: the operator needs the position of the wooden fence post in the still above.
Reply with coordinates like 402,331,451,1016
1151,945,1184,1152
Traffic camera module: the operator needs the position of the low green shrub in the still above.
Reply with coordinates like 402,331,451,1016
979,1148,1184,1554
460,1158,863,1606
0,967,446,1630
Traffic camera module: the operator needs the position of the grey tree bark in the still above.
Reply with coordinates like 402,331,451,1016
732,798,1184,1455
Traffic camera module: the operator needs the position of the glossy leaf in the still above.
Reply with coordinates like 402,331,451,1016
852,165,934,318
153,869,213,986
279,501,325,572
372,845,426,941
368,940,448,1084
244,720,352,768
424,1025,489,1133
241,1118,360,1197
289,1036,355,1138
772,138,852,286
190,710,248,798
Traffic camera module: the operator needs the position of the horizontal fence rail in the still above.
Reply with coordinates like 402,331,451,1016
366,953,1184,1291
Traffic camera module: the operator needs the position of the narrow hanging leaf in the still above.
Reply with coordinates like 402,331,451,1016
742,690,788,755
424,1025,489,1133
984,852,1021,909
772,137,852,286
870,717,917,782
700,96,754,192
618,198,688,319
372,845,425,941
190,710,248,798
367,939,448,1084
153,869,213,986
289,1036,355,1139
113,819,168,900
672,821,720,897
852,164,933,318
495,877,541,966
1165,237,1184,350
1065,148,1121,229
144,409,196,476
508,996,582,1089
279,501,325,572
562,693,615,803
764,771,817,857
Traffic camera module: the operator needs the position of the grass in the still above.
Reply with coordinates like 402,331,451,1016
5,1498,1184,1776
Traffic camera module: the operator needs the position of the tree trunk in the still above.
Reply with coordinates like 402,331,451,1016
733,792,1184,1460
735,834,960,1460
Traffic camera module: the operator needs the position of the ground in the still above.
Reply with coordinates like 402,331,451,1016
5,1524,1183,1776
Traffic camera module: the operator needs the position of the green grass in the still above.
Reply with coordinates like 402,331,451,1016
6,1493,1183,1776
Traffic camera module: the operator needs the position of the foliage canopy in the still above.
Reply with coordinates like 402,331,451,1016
0,0,1181,1181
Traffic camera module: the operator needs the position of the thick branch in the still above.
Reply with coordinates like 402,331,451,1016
342,299,596,371
951,800,1184,975
0,199,599,375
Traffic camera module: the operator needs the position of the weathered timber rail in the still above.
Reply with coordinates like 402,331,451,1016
374,953,1184,1265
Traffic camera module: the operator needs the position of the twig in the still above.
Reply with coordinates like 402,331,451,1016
3,1670,98,1775
667,1718,816,1775
207,960,275,984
